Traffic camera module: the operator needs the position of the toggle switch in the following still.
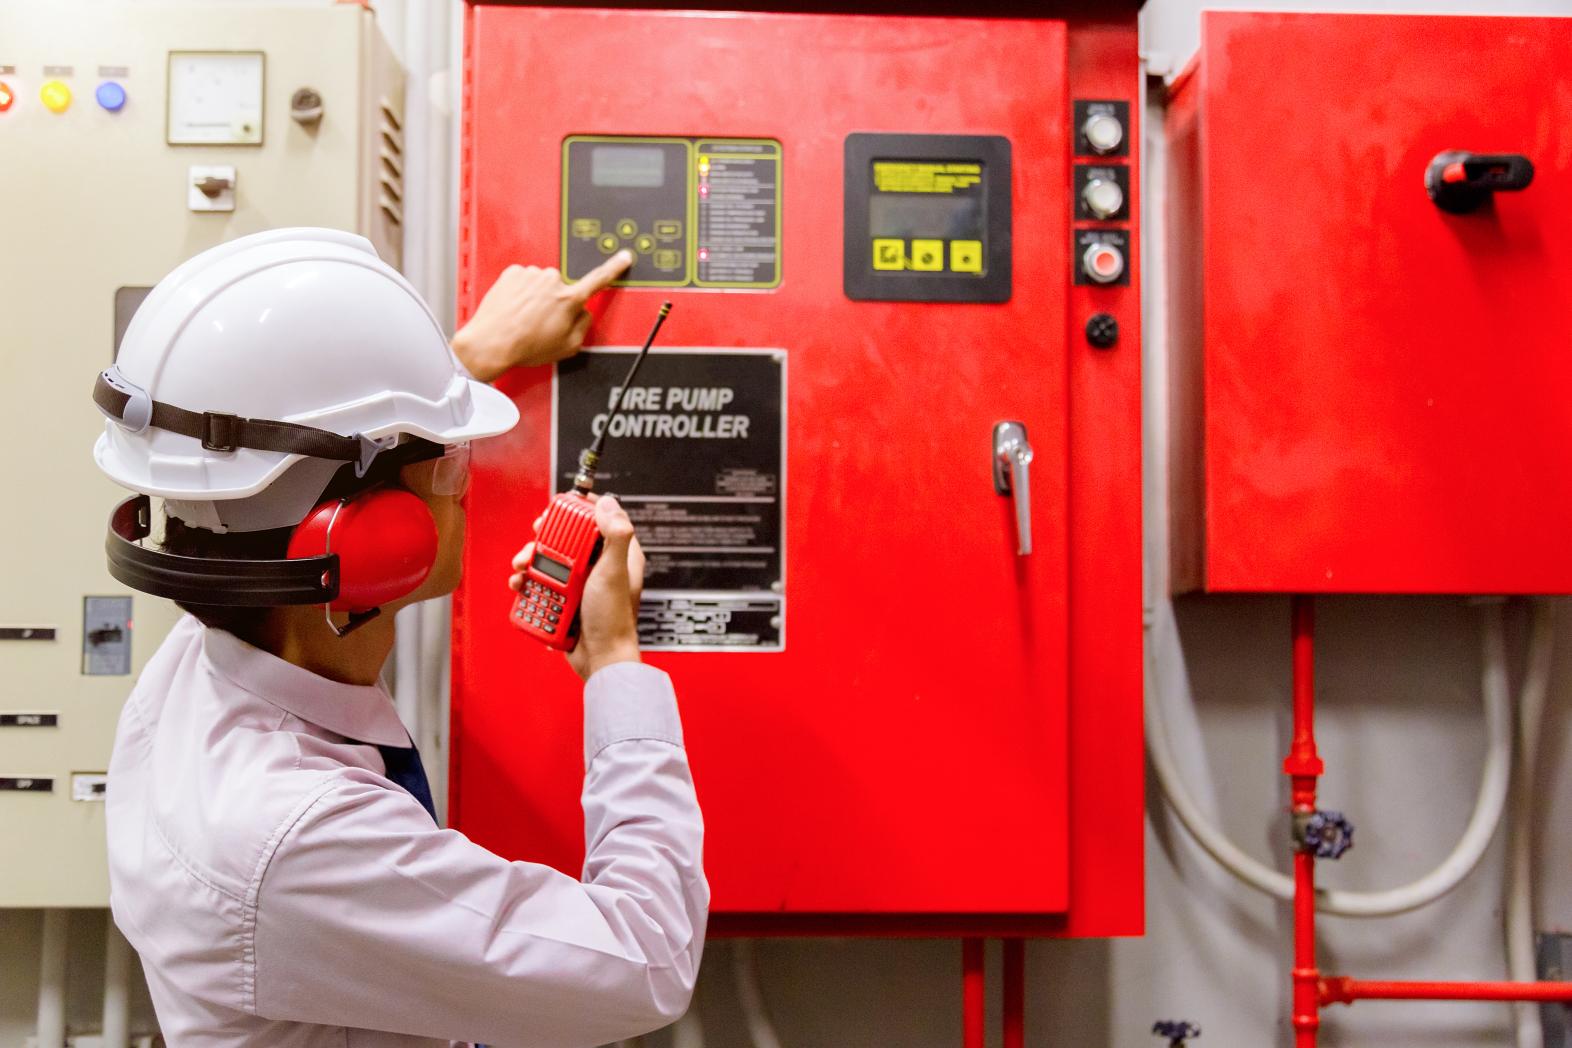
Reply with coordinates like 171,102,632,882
188,165,237,212
1082,242,1125,284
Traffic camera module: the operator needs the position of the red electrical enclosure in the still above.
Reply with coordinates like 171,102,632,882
1168,12,1572,595
454,5,1142,934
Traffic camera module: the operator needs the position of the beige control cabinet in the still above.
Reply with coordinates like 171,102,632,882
0,2,404,907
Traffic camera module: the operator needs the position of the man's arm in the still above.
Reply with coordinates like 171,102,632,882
251,702,706,1047
452,252,633,381
252,485,704,1047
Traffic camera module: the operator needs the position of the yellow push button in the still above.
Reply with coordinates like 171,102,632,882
571,218,601,240
40,79,72,114
634,234,656,254
653,249,681,271
950,239,983,273
615,219,638,239
910,239,944,272
654,220,682,240
597,234,619,254
872,238,905,271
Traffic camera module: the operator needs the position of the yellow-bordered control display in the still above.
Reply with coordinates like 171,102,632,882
561,135,782,290
843,134,1012,303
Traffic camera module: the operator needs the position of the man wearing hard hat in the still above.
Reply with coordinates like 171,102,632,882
89,229,706,1047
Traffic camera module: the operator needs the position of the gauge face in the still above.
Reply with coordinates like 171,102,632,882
166,51,264,145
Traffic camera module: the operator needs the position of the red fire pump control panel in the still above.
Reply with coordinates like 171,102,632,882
1168,13,1572,595
454,5,1142,935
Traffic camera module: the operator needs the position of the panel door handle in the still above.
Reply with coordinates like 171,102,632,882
1426,151,1535,214
993,421,1034,556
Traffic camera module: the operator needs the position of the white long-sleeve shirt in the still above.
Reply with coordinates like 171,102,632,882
107,615,707,1047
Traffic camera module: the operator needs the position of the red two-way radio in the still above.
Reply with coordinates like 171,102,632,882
511,302,672,651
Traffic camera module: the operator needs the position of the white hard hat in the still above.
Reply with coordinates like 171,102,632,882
93,228,517,530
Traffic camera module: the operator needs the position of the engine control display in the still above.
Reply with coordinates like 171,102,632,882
843,133,1012,303
562,135,782,290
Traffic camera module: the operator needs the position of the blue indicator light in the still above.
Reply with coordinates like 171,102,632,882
96,81,127,113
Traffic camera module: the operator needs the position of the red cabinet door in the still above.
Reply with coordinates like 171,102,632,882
456,7,1071,915
1175,13,1572,594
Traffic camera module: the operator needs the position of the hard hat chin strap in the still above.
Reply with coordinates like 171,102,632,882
94,366,382,476
106,495,340,607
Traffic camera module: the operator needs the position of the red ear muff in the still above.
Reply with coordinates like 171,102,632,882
287,489,438,612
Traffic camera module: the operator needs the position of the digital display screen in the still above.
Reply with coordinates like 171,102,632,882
592,145,666,188
869,193,984,240
532,552,572,584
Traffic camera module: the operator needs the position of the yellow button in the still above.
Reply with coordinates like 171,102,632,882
950,239,983,274
615,219,638,239
653,249,681,271
910,239,944,272
634,234,656,254
597,234,619,254
654,220,682,240
872,238,905,271
40,79,72,114
571,218,601,240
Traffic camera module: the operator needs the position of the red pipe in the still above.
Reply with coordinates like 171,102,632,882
1322,978,1572,1005
963,938,985,1048
1003,939,1025,1048
1285,596,1322,1048
1284,596,1572,1040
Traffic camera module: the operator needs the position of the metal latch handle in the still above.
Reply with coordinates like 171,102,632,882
1426,151,1534,214
992,421,1033,556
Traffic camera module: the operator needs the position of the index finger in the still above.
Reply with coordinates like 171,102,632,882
566,250,634,305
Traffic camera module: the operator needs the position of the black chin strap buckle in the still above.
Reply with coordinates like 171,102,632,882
201,413,241,452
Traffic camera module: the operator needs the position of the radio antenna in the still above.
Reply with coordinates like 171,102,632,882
573,301,672,494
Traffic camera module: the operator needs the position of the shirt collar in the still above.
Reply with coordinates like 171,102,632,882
199,624,411,747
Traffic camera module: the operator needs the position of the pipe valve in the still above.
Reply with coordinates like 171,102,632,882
1153,1020,1202,1046
1297,809,1355,860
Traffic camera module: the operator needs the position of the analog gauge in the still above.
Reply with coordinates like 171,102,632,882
167,51,264,145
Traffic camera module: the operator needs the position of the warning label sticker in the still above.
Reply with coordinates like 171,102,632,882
554,349,785,651
872,161,983,194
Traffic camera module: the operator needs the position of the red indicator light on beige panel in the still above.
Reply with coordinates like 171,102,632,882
1082,242,1124,284
0,82,13,112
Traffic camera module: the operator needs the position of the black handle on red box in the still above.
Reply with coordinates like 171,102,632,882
1426,151,1534,214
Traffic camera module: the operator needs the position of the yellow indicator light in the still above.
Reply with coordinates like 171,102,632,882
40,79,72,114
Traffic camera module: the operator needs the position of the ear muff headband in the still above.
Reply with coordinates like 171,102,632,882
107,495,339,606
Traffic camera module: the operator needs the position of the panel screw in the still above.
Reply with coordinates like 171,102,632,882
1085,312,1119,349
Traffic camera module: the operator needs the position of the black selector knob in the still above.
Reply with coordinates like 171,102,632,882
1085,312,1119,349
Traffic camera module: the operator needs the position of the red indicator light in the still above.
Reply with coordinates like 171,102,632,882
0,82,13,112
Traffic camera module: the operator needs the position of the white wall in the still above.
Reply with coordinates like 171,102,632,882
6,3,1572,1047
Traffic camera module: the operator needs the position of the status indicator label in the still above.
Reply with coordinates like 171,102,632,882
872,161,982,194
695,140,782,289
